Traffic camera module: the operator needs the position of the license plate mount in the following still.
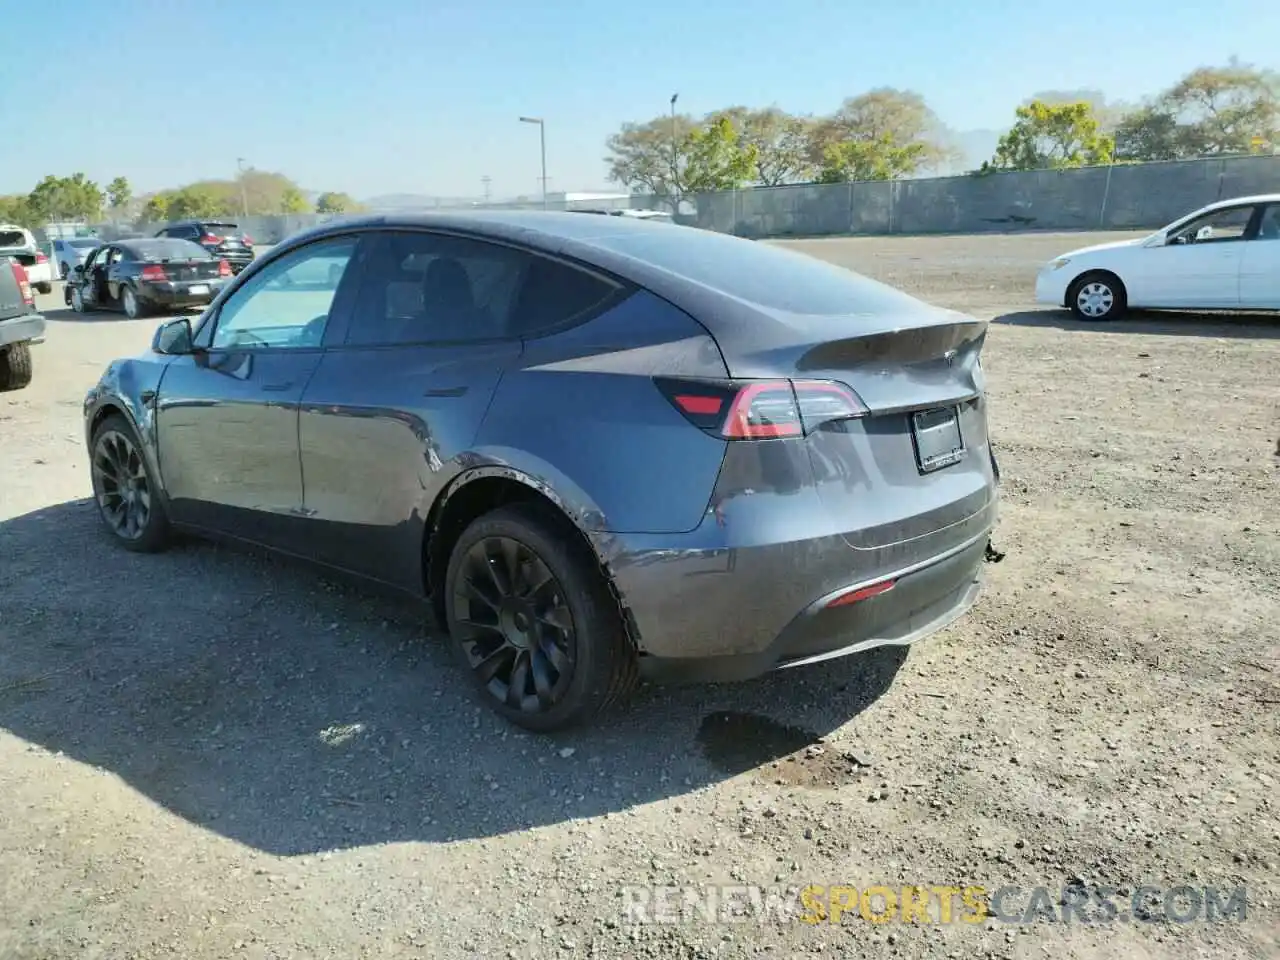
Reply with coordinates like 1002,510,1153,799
911,406,965,473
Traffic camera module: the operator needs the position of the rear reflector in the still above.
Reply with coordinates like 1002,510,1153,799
10,261,33,305
218,259,232,276
654,376,867,440
825,578,897,608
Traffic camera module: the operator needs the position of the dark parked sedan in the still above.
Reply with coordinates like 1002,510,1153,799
67,238,233,318
155,220,255,273
82,212,1001,731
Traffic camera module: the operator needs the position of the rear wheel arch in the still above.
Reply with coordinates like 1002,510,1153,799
423,469,637,645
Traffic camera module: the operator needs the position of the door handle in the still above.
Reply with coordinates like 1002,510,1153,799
261,381,294,392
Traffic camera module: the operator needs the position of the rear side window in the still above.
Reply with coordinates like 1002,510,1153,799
0,230,31,248
345,231,619,346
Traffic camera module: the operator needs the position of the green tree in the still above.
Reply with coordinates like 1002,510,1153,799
106,176,132,211
984,100,1115,171
27,173,105,222
278,186,312,214
315,191,361,213
811,88,955,174
1113,105,1183,161
714,106,816,185
166,185,230,220
1159,61,1280,155
139,193,171,223
816,135,928,182
680,116,759,194
0,195,38,228
605,114,700,203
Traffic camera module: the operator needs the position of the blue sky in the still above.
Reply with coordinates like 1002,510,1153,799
1,0,1276,200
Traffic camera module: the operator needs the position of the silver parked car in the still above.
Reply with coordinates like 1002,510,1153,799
52,237,102,280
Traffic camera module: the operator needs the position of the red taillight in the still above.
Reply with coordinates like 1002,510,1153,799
825,578,897,608
723,382,805,439
201,234,220,245
10,261,33,306
35,251,48,264
241,234,253,246
655,377,867,440
218,259,231,276
140,264,168,282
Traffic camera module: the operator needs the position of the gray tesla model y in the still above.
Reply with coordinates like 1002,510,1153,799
83,211,1001,731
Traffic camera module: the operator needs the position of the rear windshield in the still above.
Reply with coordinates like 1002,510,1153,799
123,239,214,260
0,230,31,248
593,229,920,315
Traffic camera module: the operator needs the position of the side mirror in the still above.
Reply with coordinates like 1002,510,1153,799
153,317,195,355
71,264,85,277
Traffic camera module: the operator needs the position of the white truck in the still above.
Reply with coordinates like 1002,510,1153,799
0,224,54,294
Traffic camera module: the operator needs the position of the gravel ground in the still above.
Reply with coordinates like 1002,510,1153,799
2,231,1277,959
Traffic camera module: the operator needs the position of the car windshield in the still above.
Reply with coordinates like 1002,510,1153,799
0,230,30,248
124,239,214,260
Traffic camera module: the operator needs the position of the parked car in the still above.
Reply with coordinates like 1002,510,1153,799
612,209,675,223
0,224,54,294
155,220,255,273
67,238,233,318
1036,193,1280,320
53,236,102,279
0,257,45,391
83,211,1000,731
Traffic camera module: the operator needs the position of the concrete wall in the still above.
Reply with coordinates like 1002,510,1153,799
89,156,1280,246
693,155,1280,238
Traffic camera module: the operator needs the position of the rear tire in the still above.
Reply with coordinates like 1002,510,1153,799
122,285,148,319
1068,271,1126,321
443,503,637,732
0,343,33,391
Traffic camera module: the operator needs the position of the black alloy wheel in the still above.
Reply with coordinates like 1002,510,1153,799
455,535,577,710
90,415,171,552
444,504,637,732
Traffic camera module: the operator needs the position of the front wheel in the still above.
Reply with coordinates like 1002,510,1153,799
89,414,172,552
1069,272,1127,321
443,503,637,732
70,285,86,313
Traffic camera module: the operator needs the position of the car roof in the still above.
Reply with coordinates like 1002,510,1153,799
275,210,940,338
1197,193,1280,214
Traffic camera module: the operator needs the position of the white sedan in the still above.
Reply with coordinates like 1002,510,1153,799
1035,194,1280,320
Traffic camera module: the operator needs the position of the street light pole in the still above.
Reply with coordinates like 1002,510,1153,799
518,117,548,209
670,93,679,213
236,157,249,218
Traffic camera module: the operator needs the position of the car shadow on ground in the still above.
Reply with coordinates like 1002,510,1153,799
995,308,1280,339
0,499,908,855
